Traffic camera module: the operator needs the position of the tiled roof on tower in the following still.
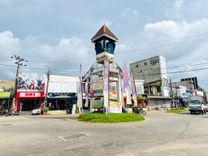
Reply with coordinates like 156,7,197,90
91,25,118,42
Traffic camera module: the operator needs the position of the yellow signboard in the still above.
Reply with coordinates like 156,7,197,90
0,92,10,98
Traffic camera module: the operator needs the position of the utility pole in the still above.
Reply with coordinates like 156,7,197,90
44,68,50,107
11,55,28,97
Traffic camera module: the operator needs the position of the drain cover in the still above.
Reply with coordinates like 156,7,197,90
1,123,12,126
60,133,88,141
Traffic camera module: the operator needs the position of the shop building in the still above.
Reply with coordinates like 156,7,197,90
47,75,79,110
16,73,45,111
0,80,14,111
130,55,171,109
0,92,11,111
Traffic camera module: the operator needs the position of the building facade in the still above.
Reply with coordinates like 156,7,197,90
47,75,79,110
130,55,170,109
130,55,169,97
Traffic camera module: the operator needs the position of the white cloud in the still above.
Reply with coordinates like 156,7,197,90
116,18,208,88
0,31,20,59
0,31,92,79
144,20,190,38
142,19,208,62
165,0,184,19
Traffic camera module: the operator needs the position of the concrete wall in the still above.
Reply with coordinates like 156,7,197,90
130,55,169,97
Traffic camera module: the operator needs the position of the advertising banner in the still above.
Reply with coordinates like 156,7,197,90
18,73,45,91
109,82,118,100
17,73,45,98
90,81,103,90
109,101,122,113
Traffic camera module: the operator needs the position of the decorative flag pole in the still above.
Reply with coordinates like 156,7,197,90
77,64,83,114
103,60,109,114
122,62,132,106
130,68,138,106
85,78,89,108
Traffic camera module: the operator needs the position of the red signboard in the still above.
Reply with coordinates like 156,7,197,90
16,90,45,98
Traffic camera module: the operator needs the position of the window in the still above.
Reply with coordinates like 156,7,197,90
106,41,115,54
95,42,103,54
150,59,159,65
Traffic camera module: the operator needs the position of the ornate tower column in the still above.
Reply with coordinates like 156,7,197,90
91,25,118,113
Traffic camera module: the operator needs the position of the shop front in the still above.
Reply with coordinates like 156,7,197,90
16,90,45,111
0,92,11,111
16,73,46,112
47,92,77,111
47,75,79,112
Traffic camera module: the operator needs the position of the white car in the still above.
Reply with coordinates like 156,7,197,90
32,108,41,115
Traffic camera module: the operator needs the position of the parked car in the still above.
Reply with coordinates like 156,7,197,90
32,108,41,115
188,100,207,115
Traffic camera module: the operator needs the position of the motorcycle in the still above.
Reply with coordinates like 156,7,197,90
132,106,147,116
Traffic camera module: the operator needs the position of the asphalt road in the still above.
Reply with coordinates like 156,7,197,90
0,111,208,156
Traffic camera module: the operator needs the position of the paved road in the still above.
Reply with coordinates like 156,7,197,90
0,111,208,156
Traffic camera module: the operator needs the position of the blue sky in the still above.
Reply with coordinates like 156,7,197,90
0,0,208,89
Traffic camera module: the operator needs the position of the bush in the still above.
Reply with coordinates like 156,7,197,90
77,113,145,123
167,108,187,113
41,107,49,113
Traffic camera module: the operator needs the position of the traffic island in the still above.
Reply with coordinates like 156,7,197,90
77,113,145,123
167,108,188,114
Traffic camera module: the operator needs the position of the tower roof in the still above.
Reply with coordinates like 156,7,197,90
91,25,118,42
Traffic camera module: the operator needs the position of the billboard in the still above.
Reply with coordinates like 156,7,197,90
17,73,45,98
18,73,45,91
48,75,79,93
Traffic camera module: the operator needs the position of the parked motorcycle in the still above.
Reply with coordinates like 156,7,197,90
132,106,147,116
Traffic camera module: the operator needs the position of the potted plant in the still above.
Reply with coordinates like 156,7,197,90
41,107,49,115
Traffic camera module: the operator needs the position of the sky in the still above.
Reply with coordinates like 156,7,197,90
0,0,208,89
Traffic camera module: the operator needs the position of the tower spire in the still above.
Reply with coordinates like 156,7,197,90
91,25,118,42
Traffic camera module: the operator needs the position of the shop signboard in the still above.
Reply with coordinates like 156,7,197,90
47,92,76,98
109,101,122,113
16,90,45,98
0,92,10,98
